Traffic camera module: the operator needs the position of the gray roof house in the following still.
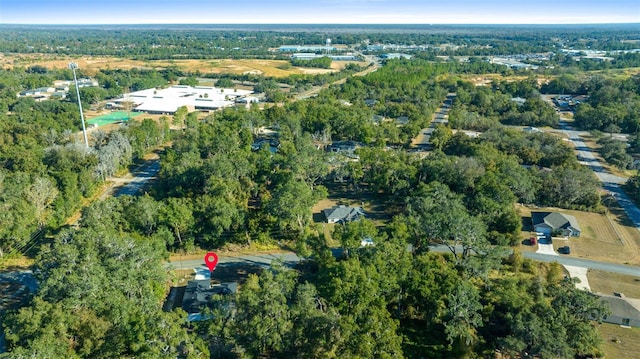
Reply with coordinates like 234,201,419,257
323,205,365,224
597,294,640,328
532,212,581,237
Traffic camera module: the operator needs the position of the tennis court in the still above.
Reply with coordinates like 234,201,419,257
87,111,143,127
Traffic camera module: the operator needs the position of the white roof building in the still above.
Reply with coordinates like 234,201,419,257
115,85,253,114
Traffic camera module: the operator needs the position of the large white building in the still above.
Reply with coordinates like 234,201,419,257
112,85,253,114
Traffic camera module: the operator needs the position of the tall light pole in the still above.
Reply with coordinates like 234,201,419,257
69,62,89,148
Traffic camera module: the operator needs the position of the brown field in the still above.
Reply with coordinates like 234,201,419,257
588,269,640,299
518,205,640,266
598,323,640,359
1,53,365,78
452,73,554,86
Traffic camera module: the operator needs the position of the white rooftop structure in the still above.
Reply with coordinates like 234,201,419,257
116,85,253,114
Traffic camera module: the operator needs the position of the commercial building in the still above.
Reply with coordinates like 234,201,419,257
112,85,253,115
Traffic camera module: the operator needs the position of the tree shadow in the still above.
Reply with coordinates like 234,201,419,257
521,216,533,231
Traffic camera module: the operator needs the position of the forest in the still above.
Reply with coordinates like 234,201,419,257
1,25,639,358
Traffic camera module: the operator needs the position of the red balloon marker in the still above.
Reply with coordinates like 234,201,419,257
204,252,219,273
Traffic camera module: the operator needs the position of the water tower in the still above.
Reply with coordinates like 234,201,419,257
326,38,331,55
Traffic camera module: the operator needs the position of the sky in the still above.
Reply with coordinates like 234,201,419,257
0,0,639,25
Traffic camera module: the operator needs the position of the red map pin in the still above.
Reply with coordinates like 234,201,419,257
204,252,219,273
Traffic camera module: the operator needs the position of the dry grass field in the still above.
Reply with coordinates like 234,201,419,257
1,53,365,78
598,323,640,359
518,205,640,266
588,269,640,298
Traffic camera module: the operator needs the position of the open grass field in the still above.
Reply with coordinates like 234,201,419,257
1,53,365,78
598,323,640,359
588,269,640,299
517,205,640,266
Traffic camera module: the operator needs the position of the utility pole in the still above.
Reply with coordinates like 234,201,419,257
69,62,89,148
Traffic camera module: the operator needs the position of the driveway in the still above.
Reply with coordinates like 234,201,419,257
536,242,558,256
563,265,591,291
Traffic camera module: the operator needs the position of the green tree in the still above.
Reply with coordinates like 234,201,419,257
159,197,194,246
430,124,453,150
233,264,296,357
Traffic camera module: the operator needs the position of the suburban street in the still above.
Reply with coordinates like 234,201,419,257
165,246,640,277
166,252,302,271
412,93,455,147
558,119,640,228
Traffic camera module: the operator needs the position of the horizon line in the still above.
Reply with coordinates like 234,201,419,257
1,22,639,26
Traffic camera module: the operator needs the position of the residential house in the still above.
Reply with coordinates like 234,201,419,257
598,293,640,328
322,205,365,224
327,140,358,156
532,212,581,238
523,126,543,133
395,116,410,126
180,279,237,322
511,97,527,106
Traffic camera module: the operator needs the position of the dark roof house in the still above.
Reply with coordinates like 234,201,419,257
180,280,237,321
532,211,581,237
327,140,357,153
322,205,365,224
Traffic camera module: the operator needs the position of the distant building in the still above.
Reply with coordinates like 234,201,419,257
381,53,413,60
279,45,337,52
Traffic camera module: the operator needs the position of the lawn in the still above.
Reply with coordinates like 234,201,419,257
588,270,640,299
598,323,640,359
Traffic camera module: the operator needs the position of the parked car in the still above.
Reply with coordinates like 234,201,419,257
558,246,571,255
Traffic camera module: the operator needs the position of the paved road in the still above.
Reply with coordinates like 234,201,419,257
604,183,640,228
114,160,161,197
558,120,640,228
0,271,38,354
412,93,455,147
523,251,640,276
0,271,38,293
165,246,640,277
558,121,626,184
166,252,301,271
